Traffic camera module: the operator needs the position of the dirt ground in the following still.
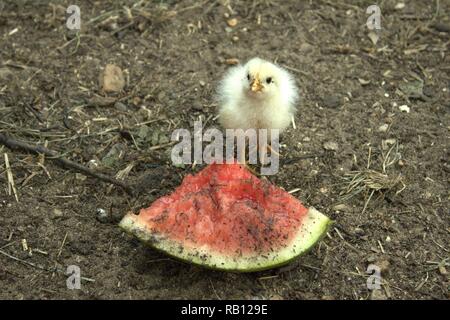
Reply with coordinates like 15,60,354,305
0,0,449,300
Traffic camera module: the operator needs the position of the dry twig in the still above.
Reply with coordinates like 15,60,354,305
0,133,133,195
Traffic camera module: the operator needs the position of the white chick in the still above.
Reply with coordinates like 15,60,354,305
217,57,299,163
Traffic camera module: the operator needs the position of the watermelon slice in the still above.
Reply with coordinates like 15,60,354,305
120,163,331,272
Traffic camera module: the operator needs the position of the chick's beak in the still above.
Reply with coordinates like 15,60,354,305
250,77,263,92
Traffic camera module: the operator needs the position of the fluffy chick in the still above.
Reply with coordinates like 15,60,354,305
217,57,299,162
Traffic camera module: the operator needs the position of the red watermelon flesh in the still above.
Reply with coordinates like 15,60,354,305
120,163,331,272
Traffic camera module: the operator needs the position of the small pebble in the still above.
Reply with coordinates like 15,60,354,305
323,141,339,151
382,140,395,150
395,2,405,10
227,18,238,27
399,105,410,113
368,31,379,45
100,64,125,93
377,124,389,132
87,159,99,169
439,266,448,275
53,208,63,217
358,78,371,86
22,239,28,251
96,208,109,223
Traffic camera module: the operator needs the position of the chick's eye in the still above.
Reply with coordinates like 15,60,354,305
247,74,251,81
266,77,273,84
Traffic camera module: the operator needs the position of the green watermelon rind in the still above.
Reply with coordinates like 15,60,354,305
119,207,332,272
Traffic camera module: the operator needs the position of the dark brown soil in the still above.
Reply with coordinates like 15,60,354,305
0,0,448,300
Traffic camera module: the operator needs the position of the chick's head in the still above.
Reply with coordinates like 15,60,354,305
243,58,288,100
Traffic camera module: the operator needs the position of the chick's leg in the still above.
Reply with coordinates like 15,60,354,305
235,134,259,175
259,136,268,166
267,144,280,157
259,130,280,165
237,142,246,165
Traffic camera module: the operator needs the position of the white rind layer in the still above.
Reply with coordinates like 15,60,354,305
119,207,331,272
